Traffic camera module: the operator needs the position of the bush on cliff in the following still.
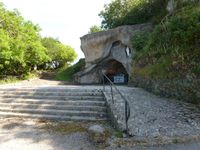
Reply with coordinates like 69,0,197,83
131,5,200,79
99,0,168,29
99,0,200,29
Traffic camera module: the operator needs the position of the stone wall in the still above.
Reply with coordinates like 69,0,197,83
130,76,200,104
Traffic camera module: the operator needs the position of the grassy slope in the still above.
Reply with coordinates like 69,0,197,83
55,59,85,81
131,4,200,80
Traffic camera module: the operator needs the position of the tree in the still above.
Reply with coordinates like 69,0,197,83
41,37,77,68
99,0,168,29
88,25,103,33
0,2,77,76
0,3,50,75
99,0,136,29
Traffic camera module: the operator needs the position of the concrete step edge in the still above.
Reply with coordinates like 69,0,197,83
0,107,107,115
0,95,104,100
0,98,106,104
0,100,106,107
0,89,103,92
0,92,103,97
0,103,107,111
0,112,108,121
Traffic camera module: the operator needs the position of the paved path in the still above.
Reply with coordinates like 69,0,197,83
0,79,99,150
0,118,95,150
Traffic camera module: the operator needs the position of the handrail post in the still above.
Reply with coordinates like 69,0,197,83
111,84,114,103
125,101,128,134
103,75,105,91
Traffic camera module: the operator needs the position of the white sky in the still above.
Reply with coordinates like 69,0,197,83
0,0,110,61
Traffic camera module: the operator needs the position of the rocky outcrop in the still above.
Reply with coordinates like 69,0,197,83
81,23,152,68
74,23,152,84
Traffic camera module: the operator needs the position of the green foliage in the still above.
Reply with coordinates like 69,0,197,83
113,131,123,138
99,0,168,29
99,0,135,29
88,25,103,33
131,31,150,52
0,76,19,84
55,58,85,81
0,3,50,76
124,0,168,25
0,2,76,78
20,72,38,80
0,72,38,84
193,65,200,74
99,0,199,29
132,5,200,79
42,37,77,68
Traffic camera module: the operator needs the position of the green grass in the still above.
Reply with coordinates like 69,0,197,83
113,131,123,138
0,72,38,84
55,58,85,81
54,65,73,81
42,122,87,134
0,76,19,84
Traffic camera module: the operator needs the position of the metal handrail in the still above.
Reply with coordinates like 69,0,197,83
102,71,130,134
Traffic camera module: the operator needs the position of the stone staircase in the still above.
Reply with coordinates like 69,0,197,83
0,87,108,121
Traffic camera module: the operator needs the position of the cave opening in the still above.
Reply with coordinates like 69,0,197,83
102,59,128,84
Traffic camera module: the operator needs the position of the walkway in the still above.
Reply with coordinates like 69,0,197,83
0,79,199,149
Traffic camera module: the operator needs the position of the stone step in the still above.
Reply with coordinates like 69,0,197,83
0,107,107,118
0,87,108,121
0,111,107,121
0,98,106,106
0,94,104,101
0,88,103,93
0,91,103,96
0,103,107,112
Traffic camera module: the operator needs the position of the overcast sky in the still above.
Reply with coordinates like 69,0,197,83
1,0,110,61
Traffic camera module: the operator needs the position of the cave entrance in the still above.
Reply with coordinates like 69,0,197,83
102,59,128,84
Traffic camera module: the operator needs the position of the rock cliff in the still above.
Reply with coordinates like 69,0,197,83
74,23,152,84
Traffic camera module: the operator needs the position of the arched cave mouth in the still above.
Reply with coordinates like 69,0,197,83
102,59,128,84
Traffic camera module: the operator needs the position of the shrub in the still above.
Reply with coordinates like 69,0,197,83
132,5,200,79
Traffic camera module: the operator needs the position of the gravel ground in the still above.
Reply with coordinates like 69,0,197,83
124,87,200,138
105,86,200,138
109,142,200,150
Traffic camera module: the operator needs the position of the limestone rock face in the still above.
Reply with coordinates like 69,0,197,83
81,23,152,68
74,23,152,84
